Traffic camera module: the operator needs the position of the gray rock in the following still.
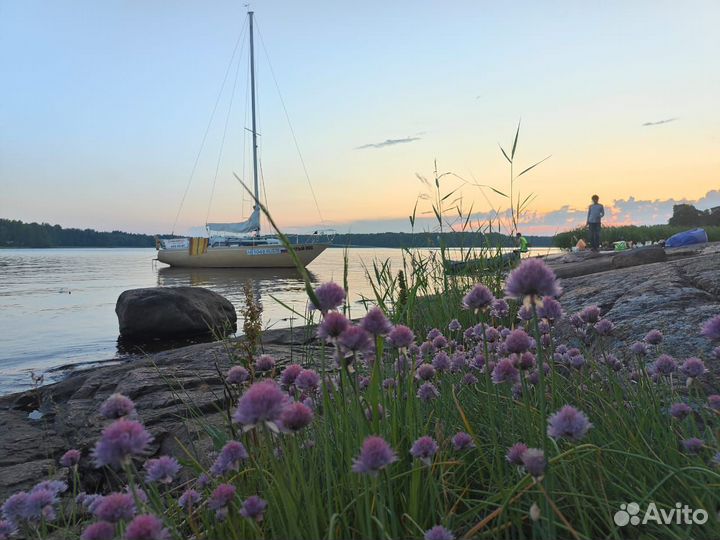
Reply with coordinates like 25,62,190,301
611,246,666,269
116,287,237,339
557,250,720,383
0,326,330,499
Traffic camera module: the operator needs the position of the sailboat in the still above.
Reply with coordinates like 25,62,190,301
157,11,328,269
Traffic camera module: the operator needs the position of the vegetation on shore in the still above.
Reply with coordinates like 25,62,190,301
553,224,720,249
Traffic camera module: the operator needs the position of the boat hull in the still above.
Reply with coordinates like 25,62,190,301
157,244,328,268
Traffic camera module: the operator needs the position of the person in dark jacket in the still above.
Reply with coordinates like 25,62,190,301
587,195,605,251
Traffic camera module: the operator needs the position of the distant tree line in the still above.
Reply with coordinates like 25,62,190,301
0,219,167,248
1,218,555,249
668,204,720,227
311,231,554,249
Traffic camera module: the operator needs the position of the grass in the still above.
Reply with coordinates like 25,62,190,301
554,225,720,249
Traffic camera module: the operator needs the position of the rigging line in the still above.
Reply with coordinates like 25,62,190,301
255,19,325,224
241,52,251,218
170,22,247,235
205,31,246,225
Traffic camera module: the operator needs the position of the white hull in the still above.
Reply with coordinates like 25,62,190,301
157,244,327,268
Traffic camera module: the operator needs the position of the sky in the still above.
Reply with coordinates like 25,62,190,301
1,0,719,236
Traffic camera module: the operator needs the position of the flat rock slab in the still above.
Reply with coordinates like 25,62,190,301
611,245,666,268
556,250,720,386
0,326,330,500
116,286,237,339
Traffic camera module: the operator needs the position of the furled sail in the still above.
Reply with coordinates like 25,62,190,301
207,207,260,234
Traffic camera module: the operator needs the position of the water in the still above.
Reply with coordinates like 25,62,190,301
0,246,558,395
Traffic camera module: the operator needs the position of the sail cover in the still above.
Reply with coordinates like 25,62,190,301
207,207,260,234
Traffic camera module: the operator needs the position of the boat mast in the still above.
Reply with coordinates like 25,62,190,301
248,10,260,235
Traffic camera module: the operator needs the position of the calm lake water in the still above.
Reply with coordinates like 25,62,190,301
0,246,558,395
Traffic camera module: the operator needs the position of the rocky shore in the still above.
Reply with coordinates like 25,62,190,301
1,241,718,499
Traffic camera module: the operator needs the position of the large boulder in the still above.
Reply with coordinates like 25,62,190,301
116,287,236,339
612,245,666,269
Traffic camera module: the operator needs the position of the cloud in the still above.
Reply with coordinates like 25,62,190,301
642,117,678,127
355,136,421,150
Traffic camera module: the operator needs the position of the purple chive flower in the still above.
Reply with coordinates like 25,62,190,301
23,488,58,522
92,418,153,468
681,357,706,379
712,346,720,361
280,402,314,432
209,484,236,519
505,329,532,354
197,473,210,489
317,311,350,341
463,284,495,311
383,378,397,390
60,449,81,468
521,448,547,478
211,440,249,476
655,355,677,376
579,305,601,324
233,380,289,430
594,319,614,336
517,305,533,321
227,366,249,384
707,395,720,411
338,326,373,355
538,296,563,321
144,455,180,484
254,354,276,372
125,514,169,540
505,259,561,300
295,369,320,392
452,432,475,451
178,489,200,510
80,521,115,540
463,373,479,385
410,436,439,466
492,358,519,385
424,525,455,540
92,492,135,523
547,405,592,441
352,436,398,475
681,438,704,454
432,335,448,350
360,306,393,336
432,351,450,372
417,382,440,402
670,403,692,420
388,325,415,349
448,319,462,332
506,443,529,466
279,364,303,387
630,342,647,356
310,282,345,313
240,495,268,522
416,363,436,381
644,329,663,345
701,315,720,341
491,299,510,318
99,393,136,419
2,492,28,525
427,328,442,341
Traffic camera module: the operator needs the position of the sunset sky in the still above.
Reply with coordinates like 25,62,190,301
1,0,718,236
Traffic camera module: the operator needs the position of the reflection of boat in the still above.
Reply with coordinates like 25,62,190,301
157,266,313,289
157,11,328,269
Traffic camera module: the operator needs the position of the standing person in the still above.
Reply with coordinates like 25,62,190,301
587,195,605,251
